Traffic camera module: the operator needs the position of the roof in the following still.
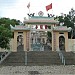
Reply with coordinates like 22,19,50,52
24,16,59,25
10,25,30,31
53,26,71,32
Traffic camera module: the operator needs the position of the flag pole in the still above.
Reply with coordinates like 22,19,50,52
27,2,30,19
50,1,53,15
28,7,30,19
50,3,53,17
29,2,30,15
50,3,53,16
51,3,53,15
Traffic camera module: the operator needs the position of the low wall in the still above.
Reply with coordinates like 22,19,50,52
68,39,75,52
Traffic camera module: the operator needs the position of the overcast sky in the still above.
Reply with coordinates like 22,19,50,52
0,0,75,22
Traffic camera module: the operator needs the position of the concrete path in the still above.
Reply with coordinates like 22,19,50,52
0,65,75,75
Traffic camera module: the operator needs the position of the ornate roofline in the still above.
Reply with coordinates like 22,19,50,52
24,16,59,25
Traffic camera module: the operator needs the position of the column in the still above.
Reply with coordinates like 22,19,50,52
13,31,18,52
26,31,30,51
23,31,26,51
64,32,68,51
52,31,54,51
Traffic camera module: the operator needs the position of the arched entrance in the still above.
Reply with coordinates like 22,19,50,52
59,36,65,51
31,31,52,51
17,35,24,52
31,31,45,51
46,32,52,51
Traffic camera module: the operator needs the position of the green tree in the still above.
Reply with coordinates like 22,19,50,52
0,17,21,29
0,26,12,49
55,8,75,38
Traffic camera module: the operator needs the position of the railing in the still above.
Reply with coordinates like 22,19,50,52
0,51,11,64
57,49,65,65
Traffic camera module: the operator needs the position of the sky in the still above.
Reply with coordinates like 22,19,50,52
0,0,75,22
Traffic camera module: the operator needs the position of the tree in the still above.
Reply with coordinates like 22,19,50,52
0,17,21,29
55,8,75,38
0,26,12,49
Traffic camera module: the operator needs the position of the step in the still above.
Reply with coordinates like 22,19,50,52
62,51,75,65
0,51,62,66
1,52,25,66
27,51,62,65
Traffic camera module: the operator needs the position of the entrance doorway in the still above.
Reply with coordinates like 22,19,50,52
59,36,65,51
31,31,52,51
17,35,24,52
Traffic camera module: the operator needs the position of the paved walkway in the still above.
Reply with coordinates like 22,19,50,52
0,65,75,75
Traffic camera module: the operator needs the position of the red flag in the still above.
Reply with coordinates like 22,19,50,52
27,2,30,9
46,3,52,11
36,25,38,29
40,25,43,29
45,25,47,29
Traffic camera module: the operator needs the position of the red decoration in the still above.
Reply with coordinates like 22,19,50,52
40,25,43,29
36,25,38,29
46,3,52,11
45,25,47,29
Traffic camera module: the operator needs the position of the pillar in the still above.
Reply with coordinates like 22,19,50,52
23,31,26,51
64,32,68,51
52,31,54,51
13,31,18,52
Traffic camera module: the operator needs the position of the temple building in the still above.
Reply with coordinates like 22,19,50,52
0,13,75,66
0,11,75,52
5,14,73,52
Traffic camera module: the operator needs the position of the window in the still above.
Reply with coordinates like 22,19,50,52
59,32,64,34
18,32,23,34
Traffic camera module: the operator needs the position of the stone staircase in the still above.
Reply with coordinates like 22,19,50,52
0,51,62,66
27,51,62,66
0,45,25,66
62,51,75,65
1,52,25,66
1,50,75,66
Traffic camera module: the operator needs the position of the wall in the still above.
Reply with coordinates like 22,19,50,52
64,32,68,51
13,31,18,52
52,31,59,51
68,39,75,52
52,31,68,52
23,30,30,51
